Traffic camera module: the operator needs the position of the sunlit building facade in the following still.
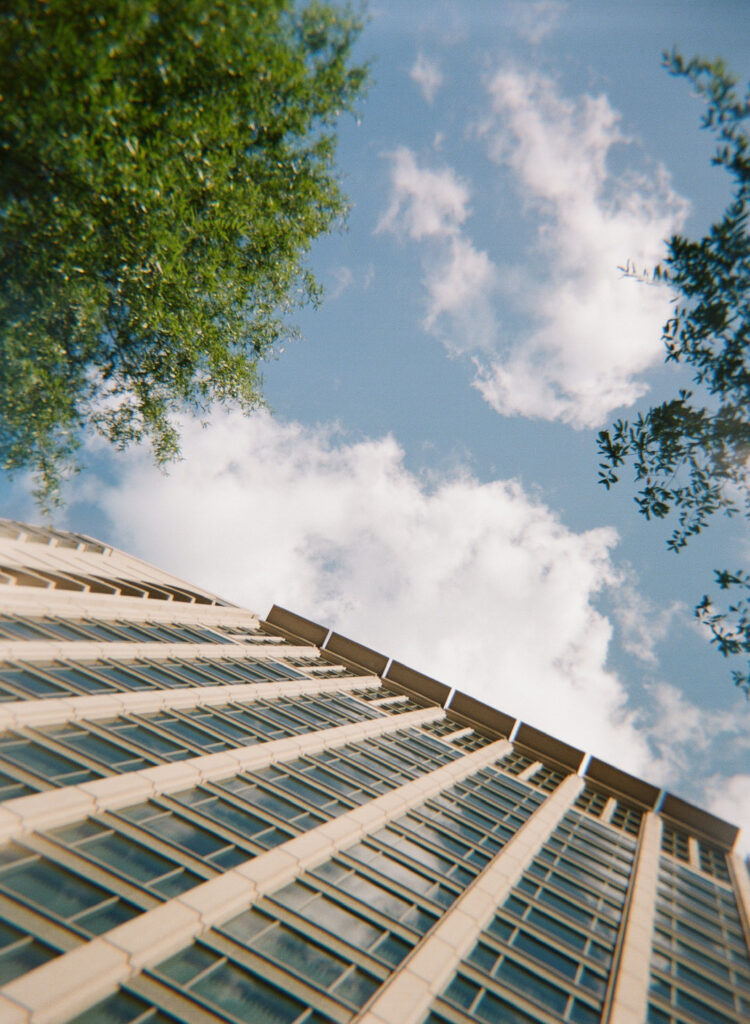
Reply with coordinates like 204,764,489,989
0,518,746,1024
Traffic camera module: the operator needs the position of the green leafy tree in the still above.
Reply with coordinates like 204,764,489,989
597,52,750,691
0,0,367,508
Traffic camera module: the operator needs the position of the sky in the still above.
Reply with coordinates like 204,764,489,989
3,1,750,847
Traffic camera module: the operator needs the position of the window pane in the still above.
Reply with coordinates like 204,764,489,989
0,938,56,985
0,668,69,697
253,924,347,986
193,959,305,1024
2,859,110,916
78,832,181,885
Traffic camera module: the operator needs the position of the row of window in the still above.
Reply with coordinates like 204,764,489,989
0,614,281,647
419,718,493,752
574,784,644,837
430,810,637,1024
66,761,550,1024
0,654,309,702
649,858,750,1024
662,826,731,882
495,752,567,794
0,561,222,606
0,688,396,799
0,725,468,988
0,519,106,553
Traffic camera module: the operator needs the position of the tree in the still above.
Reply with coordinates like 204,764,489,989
597,52,750,691
0,0,367,508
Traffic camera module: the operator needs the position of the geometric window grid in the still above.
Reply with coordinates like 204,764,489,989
649,858,750,1024
0,689,399,792
68,763,550,1024
430,811,638,1024
662,826,691,864
0,654,317,701
0,724,473,985
0,614,279,646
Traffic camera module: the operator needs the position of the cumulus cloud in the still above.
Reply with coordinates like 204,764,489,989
424,237,496,334
644,681,750,786
377,147,470,240
703,775,750,856
378,70,689,428
608,567,685,665
68,409,750,844
509,0,567,45
474,68,689,426
73,408,666,772
378,148,499,348
410,52,443,104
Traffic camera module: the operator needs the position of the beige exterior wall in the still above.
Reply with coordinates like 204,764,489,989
728,852,750,956
0,640,317,663
0,584,256,624
0,705,443,843
0,739,511,1024
0,525,227,605
355,772,584,1024
603,811,662,1024
0,675,380,731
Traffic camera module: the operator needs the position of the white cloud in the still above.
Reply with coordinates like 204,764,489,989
410,52,443,104
68,409,750,844
328,266,353,300
644,681,750,784
424,237,496,332
378,70,689,429
704,775,750,856
473,68,689,427
377,147,470,240
74,408,666,773
608,567,685,664
644,681,750,855
509,0,567,45
378,148,498,348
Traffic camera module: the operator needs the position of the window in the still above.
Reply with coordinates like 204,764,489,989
0,843,141,938
48,819,203,898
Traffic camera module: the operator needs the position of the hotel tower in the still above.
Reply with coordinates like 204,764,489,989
0,519,746,1024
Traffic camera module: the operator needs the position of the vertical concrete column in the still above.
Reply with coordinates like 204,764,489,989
0,706,444,842
728,853,750,956
515,760,543,782
0,675,381,731
603,811,662,1024
687,835,700,869
0,740,513,1024
601,796,618,824
355,772,584,1024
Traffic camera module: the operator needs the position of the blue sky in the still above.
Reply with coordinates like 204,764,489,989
3,1,750,843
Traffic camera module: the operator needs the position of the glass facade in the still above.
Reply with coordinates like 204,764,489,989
428,808,637,1024
648,857,750,1024
0,521,745,1024
72,761,549,1023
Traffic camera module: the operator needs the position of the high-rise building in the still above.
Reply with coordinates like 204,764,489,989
0,518,746,1024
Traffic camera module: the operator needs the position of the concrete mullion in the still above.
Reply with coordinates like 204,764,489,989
0,640,317,663
0,675,382,730
443,727,473,742
687,834,700,869
515,759,543,781
0,706,443,842
603,811,662,1024
602,796,618,824
728,853,750,957
0,737,511,1024
354,772,583,1024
